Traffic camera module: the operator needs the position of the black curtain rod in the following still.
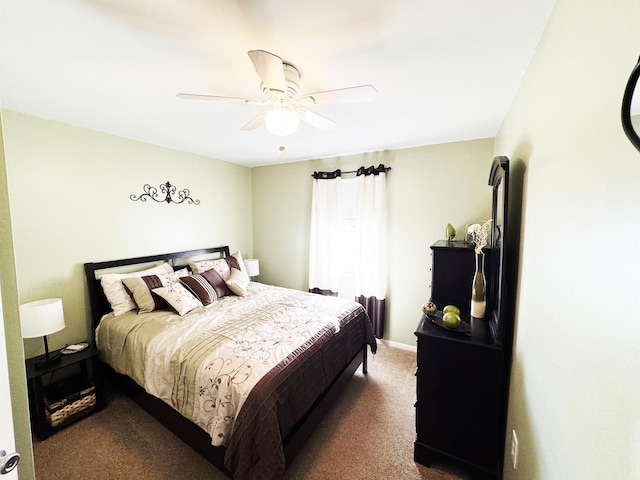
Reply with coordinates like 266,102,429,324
310,165,391,178
340,168,391,175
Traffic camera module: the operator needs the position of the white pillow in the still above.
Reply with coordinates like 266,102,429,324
100,262,173,316
225,267,250,297
152,283,203,316
189,251,246,279
189,258,230,278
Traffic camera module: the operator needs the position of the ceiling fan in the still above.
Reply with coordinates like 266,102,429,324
177,49,377,137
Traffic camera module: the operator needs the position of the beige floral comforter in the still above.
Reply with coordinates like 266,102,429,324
96,282,369,447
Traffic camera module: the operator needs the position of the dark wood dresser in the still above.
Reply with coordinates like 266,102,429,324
414,310,504,478
414,157,519,480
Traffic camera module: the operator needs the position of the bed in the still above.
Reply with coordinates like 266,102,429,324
84,246,376,480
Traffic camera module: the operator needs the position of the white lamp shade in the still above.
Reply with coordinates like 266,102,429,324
20,298,65,338
264,108,299,136
244,259,260,278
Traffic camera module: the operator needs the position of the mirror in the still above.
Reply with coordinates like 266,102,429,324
487,156,509,344
621,56,640,152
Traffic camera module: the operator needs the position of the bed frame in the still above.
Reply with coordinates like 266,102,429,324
84,246,368,477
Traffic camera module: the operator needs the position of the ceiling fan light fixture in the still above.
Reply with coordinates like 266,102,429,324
179,50,375,135
264,107,299,136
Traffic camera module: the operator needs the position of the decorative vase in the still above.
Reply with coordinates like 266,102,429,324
470,252,486,318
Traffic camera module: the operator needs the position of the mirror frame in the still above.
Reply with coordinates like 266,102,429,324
621,56,640,152
487,156,509,344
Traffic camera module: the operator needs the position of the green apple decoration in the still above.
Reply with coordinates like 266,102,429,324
443,305,461,315
422,301,437,316
442,311,462,329
446,223,456,241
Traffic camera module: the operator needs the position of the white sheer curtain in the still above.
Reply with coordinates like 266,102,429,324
354,166,387,338
308,171,342,296
308,165,388,338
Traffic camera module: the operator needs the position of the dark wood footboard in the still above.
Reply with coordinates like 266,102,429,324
102,362,231,476
100,346,366,477
282,347,365,466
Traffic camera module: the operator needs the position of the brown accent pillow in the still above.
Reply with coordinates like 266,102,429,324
201,268,234,299
180,274,218,306
225,255,240,271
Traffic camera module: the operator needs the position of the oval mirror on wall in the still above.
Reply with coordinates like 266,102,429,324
621,55,640,152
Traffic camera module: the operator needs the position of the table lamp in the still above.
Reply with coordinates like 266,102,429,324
20,298,66,368
244,259,260,279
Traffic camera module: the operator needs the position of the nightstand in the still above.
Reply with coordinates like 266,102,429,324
26,344,103,439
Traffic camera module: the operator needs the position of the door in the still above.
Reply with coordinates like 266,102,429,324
0,286,19,478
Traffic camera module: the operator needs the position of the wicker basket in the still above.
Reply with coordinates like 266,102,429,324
44,385,96,428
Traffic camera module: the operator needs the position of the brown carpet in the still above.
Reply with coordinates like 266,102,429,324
32,343,472,480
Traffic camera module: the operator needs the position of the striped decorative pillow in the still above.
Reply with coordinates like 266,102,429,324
180,274,218,306
200,268,234,298
122,274,167,313
99,262,174,316
121,269,188,314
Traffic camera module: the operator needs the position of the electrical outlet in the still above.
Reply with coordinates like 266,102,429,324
511,429,519,469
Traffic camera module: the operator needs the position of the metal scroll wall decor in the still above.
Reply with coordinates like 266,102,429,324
130,181,200,205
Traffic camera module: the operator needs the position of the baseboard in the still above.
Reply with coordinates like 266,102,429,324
378,339,417,352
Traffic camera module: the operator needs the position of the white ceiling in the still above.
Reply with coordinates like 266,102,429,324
0,0,556,167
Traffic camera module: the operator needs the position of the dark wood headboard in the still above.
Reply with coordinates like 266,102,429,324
84,246,230,332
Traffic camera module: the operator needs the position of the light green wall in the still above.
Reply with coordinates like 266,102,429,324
252,139,494,346
495,0,640,478
0,110,35,480
2,110,254,359
1,112,492,477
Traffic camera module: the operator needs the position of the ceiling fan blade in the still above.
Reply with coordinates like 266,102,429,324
296,108,336,131
297,85,377,106
241,112,266,131
176,93,265,105
248,50,287,94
